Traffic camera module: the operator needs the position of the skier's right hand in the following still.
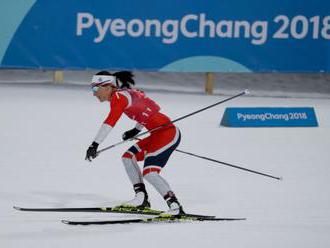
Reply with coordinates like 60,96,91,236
122,128,141,140
85,142,99,162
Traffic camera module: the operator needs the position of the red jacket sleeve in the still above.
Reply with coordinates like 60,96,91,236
104,92,128,127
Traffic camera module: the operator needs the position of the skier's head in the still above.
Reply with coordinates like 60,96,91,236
91,70,135,89
91,70,135,102
91,71,116,102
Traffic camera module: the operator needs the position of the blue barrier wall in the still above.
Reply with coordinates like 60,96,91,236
0,0,329,72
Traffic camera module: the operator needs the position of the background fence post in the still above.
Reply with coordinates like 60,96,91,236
53,70,64,84
205,72,214,94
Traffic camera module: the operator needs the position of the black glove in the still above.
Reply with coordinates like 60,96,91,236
85,142,99,162
122,128,141,140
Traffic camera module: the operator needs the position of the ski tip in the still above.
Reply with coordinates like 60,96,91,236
211,217,247,221
62,220,87,226
244,89,250,95
13,206,22,211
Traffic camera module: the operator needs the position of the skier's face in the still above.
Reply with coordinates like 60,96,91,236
93,86,112,102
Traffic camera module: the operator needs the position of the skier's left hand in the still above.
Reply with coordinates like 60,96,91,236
122,128,141,140
85,142,99,161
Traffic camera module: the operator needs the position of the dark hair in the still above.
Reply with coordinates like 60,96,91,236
95,70,112,76
113,71,135,89
95,70,135,89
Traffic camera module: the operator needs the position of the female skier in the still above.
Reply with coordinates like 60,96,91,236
85,71,184,214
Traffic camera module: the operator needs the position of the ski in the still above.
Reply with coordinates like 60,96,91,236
13,205,164,216
13,205,218,219
62,214,246,225
14,205,245,225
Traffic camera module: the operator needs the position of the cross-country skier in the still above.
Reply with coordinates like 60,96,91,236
85,71,184,214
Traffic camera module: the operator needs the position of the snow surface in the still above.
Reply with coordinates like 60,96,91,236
1,84,330,248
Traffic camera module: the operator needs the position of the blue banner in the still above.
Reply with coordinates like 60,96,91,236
0,0,329,72
221,107,319,127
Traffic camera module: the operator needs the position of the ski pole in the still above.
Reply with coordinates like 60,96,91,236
132,135,281,181
97,90,249,154
174,149,282,181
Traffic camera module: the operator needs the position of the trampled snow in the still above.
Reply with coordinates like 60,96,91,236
1,84,330,248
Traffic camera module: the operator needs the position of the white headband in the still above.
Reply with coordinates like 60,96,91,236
91,75,116,87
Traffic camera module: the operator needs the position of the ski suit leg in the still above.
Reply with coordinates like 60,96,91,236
142,126,181,198
122,126,182,209
121,142,147,185
121,141,150,207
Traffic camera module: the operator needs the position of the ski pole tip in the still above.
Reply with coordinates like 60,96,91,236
244,89,250,95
